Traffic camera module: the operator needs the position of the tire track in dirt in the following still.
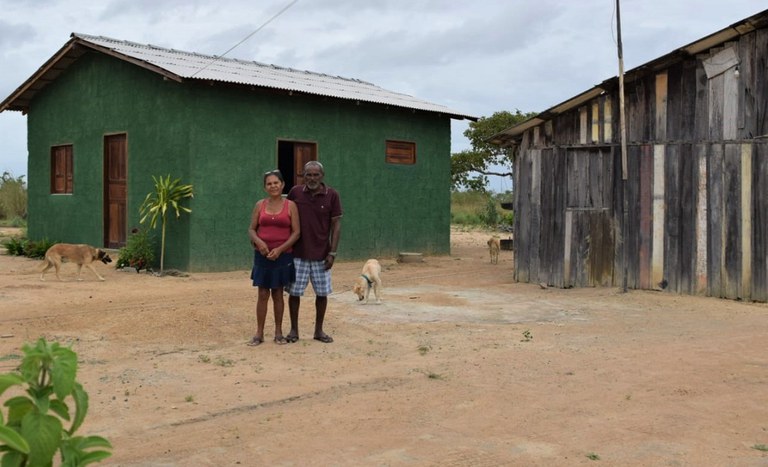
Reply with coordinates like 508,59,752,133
159,376,408,429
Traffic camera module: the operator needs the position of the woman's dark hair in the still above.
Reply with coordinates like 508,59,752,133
263,169,284,185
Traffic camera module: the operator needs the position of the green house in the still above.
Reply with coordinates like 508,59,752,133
0,33,474,271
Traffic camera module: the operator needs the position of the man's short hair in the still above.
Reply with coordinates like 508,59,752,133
304,160,324,175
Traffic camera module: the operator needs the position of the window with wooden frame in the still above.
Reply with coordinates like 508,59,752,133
385,140,416,165
51,144,73,194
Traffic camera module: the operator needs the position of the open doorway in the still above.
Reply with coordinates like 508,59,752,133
277,140,317,193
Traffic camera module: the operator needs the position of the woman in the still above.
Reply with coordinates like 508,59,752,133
247,169,300,345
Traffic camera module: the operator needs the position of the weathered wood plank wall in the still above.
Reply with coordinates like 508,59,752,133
514,132,532,284
753,143,768,301
515,141,768,300
512,23,768,301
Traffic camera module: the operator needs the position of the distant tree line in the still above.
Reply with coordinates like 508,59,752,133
0,172,27,225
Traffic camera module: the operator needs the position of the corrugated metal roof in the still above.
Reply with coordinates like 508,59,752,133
489,7,768,146
1,33,476,120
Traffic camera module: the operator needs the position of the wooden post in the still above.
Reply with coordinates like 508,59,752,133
617,0,629,292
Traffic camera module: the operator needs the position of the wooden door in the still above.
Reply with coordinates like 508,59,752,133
293,143,317,187
104,134,127,248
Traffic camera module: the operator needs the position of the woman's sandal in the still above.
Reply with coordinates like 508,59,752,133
247,336,264,346
274,336,288,345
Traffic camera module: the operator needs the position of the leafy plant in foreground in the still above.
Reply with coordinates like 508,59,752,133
0,338,112,466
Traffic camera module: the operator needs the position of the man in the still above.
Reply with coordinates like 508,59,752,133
286,161,342,343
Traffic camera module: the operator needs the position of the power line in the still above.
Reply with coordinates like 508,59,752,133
191,0,299,77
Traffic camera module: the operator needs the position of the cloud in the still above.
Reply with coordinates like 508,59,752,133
0,20,36,48
1,0,766,178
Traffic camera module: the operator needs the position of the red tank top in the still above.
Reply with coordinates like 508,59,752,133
257,199,292,251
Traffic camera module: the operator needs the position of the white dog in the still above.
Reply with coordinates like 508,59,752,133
352,259,382,304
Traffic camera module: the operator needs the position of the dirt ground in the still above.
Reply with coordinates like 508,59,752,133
1,226,767,466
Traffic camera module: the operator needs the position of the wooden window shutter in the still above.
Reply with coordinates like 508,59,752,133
65,146,73,193
51,145,73,194
386,140,416,165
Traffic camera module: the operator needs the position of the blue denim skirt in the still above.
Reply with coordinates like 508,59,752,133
251,251,295,289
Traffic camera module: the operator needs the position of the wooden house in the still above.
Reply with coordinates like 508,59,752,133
0,33,474,271
491,9,768,301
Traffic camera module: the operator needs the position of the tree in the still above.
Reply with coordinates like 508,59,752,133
139,175,193,274
0,172,28,221
451,110,537,191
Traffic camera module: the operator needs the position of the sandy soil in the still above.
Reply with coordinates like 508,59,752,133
1,226,767,466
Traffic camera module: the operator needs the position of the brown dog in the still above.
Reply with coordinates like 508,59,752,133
352,259,382,304
40,243,113,281
488,236,501,264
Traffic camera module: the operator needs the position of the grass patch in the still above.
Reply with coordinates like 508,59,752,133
214,356,234,367
586,452,600,460
0,218,26,228
521,330,533,342
753,444,768,452
451,191,514,227
197,353,234,367
451,191,487,220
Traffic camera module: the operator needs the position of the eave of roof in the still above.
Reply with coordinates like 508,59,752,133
0,33,476,121
490,8,768,146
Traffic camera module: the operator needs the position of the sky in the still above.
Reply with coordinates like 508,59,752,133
0,0,765,191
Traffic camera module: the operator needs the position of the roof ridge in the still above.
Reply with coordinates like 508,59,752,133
72,32,375,86
2,32,474,119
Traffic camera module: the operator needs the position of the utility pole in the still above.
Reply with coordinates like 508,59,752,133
616,0,629,293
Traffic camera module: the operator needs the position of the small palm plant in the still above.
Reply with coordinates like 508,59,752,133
139,175,193,274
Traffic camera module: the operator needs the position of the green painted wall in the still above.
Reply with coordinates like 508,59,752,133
27,52,452,271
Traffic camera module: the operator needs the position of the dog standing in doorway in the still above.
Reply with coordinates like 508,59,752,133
352,259,383,304
40,243,113,281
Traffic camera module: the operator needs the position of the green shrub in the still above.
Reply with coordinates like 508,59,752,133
2,237,27,256
0,338,112,465
116,228,156,272
500,212,514,227
2,237,57,259
23,238,57,259
479,196,500,227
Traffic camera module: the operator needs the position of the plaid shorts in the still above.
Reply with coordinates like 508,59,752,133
288,258,332,297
